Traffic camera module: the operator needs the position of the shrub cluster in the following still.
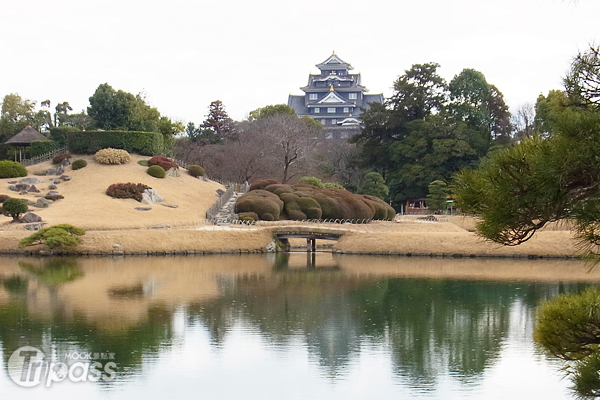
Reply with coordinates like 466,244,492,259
52,152,72,164
147,165,166,178
106,183,151,202
0,194,10,203
235,190,284,221
20,224,85,249
187,164,205,178
30,140,58,158
67,130,164,155
95,148,131,164
0,160,27,179
147,156,179,171
235,180,396,222
71,159,87,170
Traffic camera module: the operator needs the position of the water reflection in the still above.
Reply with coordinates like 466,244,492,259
0,254,597,398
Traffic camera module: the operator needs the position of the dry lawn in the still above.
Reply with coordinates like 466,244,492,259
0,156,585,256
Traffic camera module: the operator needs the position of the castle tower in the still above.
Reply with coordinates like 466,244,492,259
288,52,383,139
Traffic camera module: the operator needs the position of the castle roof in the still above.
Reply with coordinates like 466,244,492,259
316,52,353,71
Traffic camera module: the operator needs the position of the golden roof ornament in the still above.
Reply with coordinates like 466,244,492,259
330,84,334,92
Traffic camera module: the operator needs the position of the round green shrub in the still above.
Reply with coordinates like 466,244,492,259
0,160,27,179
147,165,166,178
137,160,149,167
187,164,205,178
2,198,28,221
305,207,322,219
52,152,72,164
238,212,258,222
71,159,87,170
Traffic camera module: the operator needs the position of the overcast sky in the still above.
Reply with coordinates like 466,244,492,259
0,0,598,124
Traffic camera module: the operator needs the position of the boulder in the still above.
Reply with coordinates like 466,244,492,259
48,184,57,190
141,189,163,205
46,191,59,196
8,184,29,192
46,166,65,176
27,185,40,193
166,167,181,177
60,175,71,181
134,207,152,211
24,223,45,231
61,159,71,167
21,212,42,223
20,178,42,185
34,198,53,208
53,179,61,185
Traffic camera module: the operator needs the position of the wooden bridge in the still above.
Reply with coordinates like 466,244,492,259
269,226,347,252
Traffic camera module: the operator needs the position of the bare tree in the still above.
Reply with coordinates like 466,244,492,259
511,102,536,140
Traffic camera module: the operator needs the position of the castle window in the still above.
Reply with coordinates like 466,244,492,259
314,108,320,114
331,119,337,125
309,93,317,100
327,107,336,113
349,93,357,100
343,107,349,113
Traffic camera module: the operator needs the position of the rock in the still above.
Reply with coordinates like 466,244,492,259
7,181,17,184
47,191,59,196
53,179,61,184
48,184,57,190
266,242,277,252
134,207,152,211
216,189,225,196
148,225,171,229
34,198,53,208
141,189,163,205
24,223,45,231
160,204,178,208
60,175,71,181
61,159,71,167
21,212,42,223
46,166,64,176
112,243,122,249
166,167,181,177
20,178,42,185
8,183,30,192
27,185,40,193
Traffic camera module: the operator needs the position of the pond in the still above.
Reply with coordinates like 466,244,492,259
0,253,598,399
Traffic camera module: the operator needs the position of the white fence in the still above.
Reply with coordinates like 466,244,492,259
20,146,69,166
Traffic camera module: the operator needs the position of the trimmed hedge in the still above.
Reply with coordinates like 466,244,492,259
50,126,78,147
30,140,58,158
106,183,151,202
148,156,178,170
235,180,395,222
67,130,164,155
147,165,166,178
0,160,27,179
71,159,87,170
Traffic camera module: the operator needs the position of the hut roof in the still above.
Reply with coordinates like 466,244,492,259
4,126,48,146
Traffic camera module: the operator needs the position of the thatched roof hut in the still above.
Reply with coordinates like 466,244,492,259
4,125,47,146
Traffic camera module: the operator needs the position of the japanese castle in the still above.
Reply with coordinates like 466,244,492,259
287,52,384,139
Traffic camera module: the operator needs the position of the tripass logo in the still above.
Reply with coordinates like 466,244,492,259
7,346,117,388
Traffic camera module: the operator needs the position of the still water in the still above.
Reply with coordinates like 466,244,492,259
0,253,598,399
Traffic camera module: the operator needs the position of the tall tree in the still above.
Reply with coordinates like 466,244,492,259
201,100,236,143
564,45,600,109
453,46,600,249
